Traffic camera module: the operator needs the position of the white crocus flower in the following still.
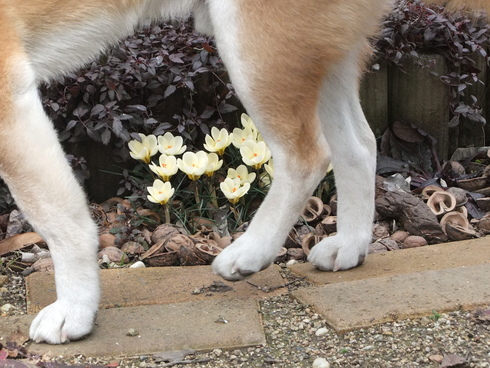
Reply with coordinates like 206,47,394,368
177,151,209,180
128,134,158,164
147,179,174,205
232,127,257,148
158,132,186,156
241,113,258,132
203,127,233,155
149,154,178,181
220,177,251,205
205,153,223,176
227,165,256,185
264,159,274,179
240,140,272,170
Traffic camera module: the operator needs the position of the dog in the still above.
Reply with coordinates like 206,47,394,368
0,0,488,344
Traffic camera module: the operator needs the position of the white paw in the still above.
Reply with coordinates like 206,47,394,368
307,234,369,272
29,300,97,344
212,234,278,281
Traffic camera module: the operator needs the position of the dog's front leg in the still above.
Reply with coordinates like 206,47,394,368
308,46,377,271
0,55,99,344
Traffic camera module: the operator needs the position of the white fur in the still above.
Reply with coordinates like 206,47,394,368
308,44,377,271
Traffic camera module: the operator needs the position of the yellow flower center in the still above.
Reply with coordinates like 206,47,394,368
232,188,237,193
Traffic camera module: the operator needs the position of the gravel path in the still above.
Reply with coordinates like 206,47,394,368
2,270,490,368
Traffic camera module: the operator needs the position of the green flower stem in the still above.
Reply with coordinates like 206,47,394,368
208,181,218,209
164,203,171,224
194,183,201,205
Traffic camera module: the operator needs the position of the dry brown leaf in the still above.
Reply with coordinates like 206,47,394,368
0,233,44,256
440,353,466,368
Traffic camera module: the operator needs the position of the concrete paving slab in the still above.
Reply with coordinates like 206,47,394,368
292,263,490,333
0,275,7,286
290,238,490,284
26,265,285,313
1,298,265,357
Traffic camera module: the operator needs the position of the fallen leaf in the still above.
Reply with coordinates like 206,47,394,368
473,308,490,322
440,353,466,368
0,233,44,256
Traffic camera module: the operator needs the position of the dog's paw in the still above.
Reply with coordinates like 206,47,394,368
307,235,369,272
29,300,97,344
212,235,276,281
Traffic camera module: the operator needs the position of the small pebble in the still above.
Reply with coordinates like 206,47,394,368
313,357,330,368
129,261,146,269
286,259,298,266
126,328,139,336
1,304,13,313
315,327,329,337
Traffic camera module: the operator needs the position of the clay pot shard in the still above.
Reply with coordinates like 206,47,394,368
301,197,325,223
427,192,456,216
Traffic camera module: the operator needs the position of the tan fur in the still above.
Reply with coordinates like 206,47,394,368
237,0,389,164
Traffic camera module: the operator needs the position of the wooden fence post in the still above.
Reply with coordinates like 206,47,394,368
389,53,450,159
360,66,389,138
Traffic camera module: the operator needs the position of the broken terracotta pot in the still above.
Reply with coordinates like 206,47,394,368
427,191,456,216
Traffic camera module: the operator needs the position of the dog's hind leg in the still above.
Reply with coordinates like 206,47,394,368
308,43,377,271
0,47,99,343
209,1,332,280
